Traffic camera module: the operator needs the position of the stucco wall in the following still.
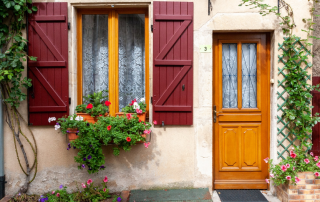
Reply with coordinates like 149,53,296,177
3,0,313,195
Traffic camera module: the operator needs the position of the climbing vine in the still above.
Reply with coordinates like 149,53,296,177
0,0,38,193
239,0,320,150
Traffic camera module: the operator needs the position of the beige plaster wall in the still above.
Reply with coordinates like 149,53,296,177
3,0,313,196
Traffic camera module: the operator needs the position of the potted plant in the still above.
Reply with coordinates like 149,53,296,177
116,98,147,121
54,114,85,141
75,90,111,123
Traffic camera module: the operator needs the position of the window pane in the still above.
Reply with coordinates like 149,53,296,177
118,14,145,111
222,44,238,108
242,43,257,108
82,15,109,102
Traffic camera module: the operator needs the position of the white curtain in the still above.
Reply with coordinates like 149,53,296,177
82,15,109,101
242,43,257,108
118,14,145,110
222,44,238,108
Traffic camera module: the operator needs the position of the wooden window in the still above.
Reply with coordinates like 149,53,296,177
77,8,149,116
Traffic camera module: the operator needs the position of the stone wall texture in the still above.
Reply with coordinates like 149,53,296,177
313,2,320,77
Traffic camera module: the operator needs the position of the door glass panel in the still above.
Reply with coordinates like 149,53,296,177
222,44,238,108
118,14,145,111
242,43,257,108
82,15,109,102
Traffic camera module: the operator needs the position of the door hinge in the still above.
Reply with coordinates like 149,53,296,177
68,22,71,30
69,97,71,105
151,97,153,104
151,25,153,33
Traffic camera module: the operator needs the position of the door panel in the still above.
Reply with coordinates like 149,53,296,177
213,33,269,189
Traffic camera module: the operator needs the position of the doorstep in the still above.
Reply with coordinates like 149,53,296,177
211,190,280,202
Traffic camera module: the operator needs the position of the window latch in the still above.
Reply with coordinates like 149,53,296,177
151,97,153,104
151,25,153,33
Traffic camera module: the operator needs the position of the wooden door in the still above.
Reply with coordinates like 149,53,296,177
213,33,270,189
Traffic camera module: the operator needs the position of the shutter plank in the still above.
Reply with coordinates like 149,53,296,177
153,1,193,125
28,2,69,125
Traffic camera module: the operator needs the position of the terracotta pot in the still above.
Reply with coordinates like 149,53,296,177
115,112,146,122
136,134,147,144
67,128,79,141
76,112,108,124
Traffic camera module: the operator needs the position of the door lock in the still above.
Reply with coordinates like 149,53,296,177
213,105,216,123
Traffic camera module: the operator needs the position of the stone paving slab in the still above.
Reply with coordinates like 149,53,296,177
129,188,212,202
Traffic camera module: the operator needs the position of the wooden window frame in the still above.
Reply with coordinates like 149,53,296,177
77,8,149,116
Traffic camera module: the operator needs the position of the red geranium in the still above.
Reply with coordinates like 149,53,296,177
107,125,111,130
139,119,141,123
86,103,93,109
126,137,131,142
105,101,111,106
129,99,137,106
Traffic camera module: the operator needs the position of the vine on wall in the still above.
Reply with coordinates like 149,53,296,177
0,0,37,193
239,0,320,154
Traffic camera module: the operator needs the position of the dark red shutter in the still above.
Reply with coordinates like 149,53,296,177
153,1,193,125
312,77,320,155
27,2,69,126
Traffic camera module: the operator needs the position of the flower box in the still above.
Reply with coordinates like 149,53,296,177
76,113,108,124
67,128,79,141
275,172,320,202
115,112,146,122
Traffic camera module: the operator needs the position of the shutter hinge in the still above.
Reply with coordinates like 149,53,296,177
151,97,153,104
69,97,71,105
151,25,153,33
68,22,71,30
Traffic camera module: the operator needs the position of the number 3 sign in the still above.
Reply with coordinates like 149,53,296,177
200,45,212,53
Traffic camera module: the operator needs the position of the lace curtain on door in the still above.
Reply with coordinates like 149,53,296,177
118,14,145,111
82,15,109,102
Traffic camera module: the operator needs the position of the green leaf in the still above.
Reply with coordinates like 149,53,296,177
32,6,38,11
5,2,11,8
14,5,21,11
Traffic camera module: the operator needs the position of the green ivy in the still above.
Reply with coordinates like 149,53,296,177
0,0,37,107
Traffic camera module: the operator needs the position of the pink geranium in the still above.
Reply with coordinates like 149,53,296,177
265,179,270,184
281,165,287,172
144,129,151,134
293,167,296,171
126,113,132,120
104,176,108,183
52,191,55,194
310,152,314,156
81,183,86,188
270,173,274,178
144,142,150,148
295,177,301,183
315,172,320,177
103,188,107,192
153,120,157,125
286,176,291,180
264,157,269,163
315,156,319,161
286,163,290,168
56,193,60,197
136,109,143,114
290,152,297,158
304,159,310,164
87,179,92,185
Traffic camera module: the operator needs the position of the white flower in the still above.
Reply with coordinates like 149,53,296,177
75,116,84,121
54,125,60,130
133,102,140,109
48,117,56,123
140,98,145,103
70,117,73,120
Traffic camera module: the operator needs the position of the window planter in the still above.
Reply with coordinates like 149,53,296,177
67,128,79,141
76,113,109,124
115,112,146,122
276,172,320,202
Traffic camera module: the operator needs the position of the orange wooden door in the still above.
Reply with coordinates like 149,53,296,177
213,33,270,189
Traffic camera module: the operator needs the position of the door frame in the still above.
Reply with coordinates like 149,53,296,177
212,32,271,190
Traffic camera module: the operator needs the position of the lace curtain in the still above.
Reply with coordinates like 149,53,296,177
242,43,257,108
222,44,238,108
118,14,145,110
82,15,109,102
